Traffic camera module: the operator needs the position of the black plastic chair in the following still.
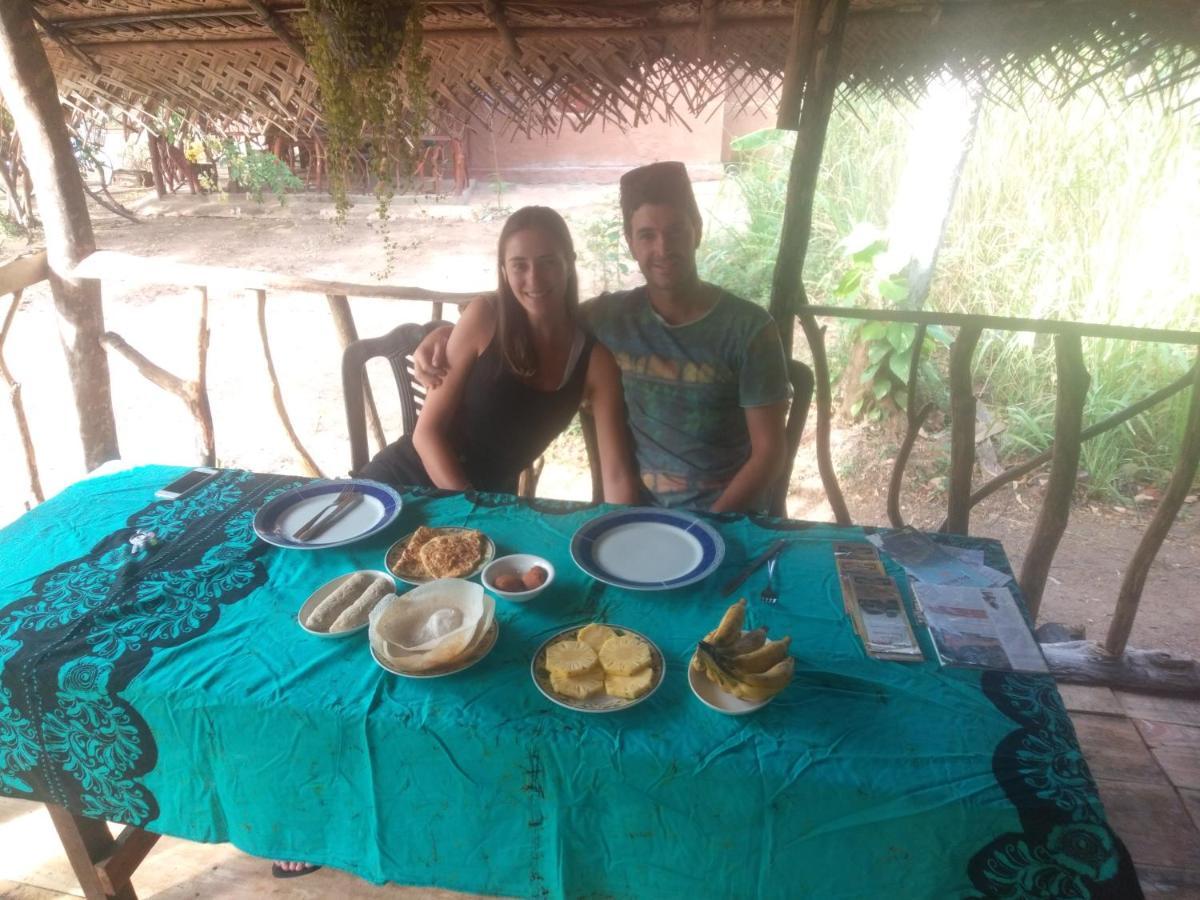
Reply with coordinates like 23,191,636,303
579,358,814,513
342,321,544,496
342,321,444,476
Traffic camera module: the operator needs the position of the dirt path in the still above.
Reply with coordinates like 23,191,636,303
1,185,1195,659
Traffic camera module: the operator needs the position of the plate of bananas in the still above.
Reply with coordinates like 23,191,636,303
689,599,794,715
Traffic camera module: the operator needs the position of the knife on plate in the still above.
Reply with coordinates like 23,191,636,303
720,538,787,597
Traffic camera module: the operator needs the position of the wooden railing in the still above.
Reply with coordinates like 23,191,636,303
798,304,1200,691
65,249,481,479
0,251,50,510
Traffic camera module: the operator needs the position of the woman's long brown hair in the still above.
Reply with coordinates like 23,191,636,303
495,206,580,378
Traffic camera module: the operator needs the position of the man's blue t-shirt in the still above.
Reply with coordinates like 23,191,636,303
583,286,791,510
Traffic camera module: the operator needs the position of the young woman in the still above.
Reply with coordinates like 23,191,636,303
359,206,639,504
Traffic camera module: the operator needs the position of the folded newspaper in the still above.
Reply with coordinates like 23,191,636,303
910,583,1048,674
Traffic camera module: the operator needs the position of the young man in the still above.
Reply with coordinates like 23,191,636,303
415,161,791,513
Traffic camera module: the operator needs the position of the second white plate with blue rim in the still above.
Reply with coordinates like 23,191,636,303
253,479,403,550
569,507,725,591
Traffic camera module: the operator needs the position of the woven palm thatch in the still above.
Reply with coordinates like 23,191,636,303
33,1,1200,138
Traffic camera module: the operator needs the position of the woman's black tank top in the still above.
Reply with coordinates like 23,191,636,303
361,330,595,494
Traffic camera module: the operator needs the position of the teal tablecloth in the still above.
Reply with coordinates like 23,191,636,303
0,467,1138,898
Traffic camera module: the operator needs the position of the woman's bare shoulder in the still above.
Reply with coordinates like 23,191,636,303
452,292,499,347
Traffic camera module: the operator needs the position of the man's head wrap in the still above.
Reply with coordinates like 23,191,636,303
619,161,703,238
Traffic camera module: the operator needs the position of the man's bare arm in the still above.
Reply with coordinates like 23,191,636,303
412,322,455,389
709,400,788,514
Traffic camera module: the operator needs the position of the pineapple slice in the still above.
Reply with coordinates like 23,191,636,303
577,623,618,654
550,668,606,699
598,634,651,676
605,667,654,700
545,639,599,675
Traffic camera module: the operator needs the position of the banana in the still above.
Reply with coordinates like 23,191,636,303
737,656,794,691
695,601,795,703
696,637,794,702
728,636,792,675
708,598,746,647
730,626,768,655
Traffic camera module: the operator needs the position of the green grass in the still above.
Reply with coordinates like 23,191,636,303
692,75,1200,499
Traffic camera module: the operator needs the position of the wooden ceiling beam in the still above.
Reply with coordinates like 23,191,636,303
244,0,306,60
482,0,523,60
30,7,101,73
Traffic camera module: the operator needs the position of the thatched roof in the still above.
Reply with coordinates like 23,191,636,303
33,1,1200,138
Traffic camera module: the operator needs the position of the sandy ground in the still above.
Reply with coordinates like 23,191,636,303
1,183,1196,659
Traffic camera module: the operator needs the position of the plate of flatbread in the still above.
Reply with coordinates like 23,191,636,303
384,526,495,584
531,624,664,713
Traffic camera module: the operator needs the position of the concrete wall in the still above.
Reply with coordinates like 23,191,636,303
467,89,776,184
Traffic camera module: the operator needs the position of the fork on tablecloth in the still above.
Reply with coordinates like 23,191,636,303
760,556,779,605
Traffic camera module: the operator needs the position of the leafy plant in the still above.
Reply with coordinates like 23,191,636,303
581,211,630,292
222,141,303,204
301,0,430,275
832,230,951,420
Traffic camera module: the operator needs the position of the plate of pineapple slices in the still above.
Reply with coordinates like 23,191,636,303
689,598,795,715
532,623,664,713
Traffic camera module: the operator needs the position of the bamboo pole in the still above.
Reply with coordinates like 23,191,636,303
0,289,44,505
1018,334,1090,620
944,325,982,534
255,290,322,477
1106,352,1200,656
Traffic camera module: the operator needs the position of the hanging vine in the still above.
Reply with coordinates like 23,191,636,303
301,0,430,276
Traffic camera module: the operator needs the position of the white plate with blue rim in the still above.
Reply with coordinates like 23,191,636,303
254,479,403,550
570,507,725,591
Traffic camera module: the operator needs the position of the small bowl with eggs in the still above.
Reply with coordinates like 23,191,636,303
481,554,554,602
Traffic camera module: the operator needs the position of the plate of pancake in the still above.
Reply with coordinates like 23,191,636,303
385,526,495,584
531,624,664,713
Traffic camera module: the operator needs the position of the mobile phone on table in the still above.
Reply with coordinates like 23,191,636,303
155,467,219,500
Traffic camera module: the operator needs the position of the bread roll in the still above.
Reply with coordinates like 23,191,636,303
330,580,393,632
307,572,371,630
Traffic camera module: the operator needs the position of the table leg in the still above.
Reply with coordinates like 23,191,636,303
45,803,159,900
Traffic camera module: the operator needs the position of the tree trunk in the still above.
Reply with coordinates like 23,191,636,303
0,2,118,469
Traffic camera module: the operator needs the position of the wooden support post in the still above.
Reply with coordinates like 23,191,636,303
887,323,932,528
776,0,821,130
0,3,119,470
1,289,44,505
1019,334,1090,620
944,324,982,534
95,825,159,897
255,289,323,477
766,0,851,524
1106,351,1200,656
325,294,386,453
798,312,851,524
146,132,165,198
45,803,143,900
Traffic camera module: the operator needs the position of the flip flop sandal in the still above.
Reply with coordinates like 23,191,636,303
271,862,322,879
